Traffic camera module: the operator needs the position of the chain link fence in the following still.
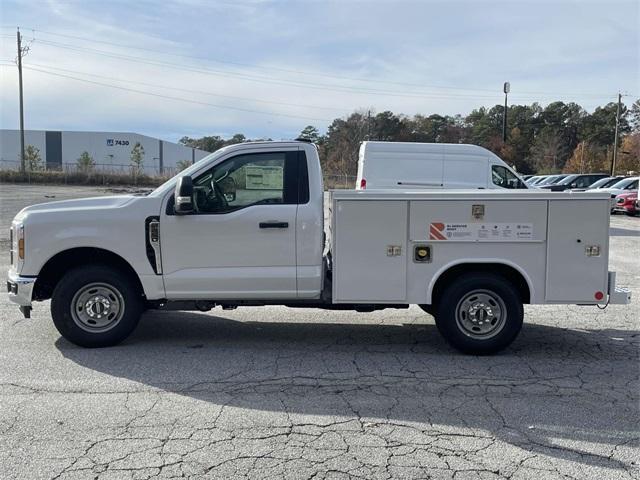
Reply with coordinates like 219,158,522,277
0,159,180,175
0,159,177,186
1,159,356,190
323,174,356,189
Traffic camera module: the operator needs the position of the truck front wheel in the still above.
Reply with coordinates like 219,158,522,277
51,265,143,347
434,273,523,355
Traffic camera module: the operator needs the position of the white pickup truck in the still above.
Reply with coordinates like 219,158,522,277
7,140,631,354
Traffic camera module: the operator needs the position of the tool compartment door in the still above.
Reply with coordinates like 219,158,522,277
545,199,609,302
333,200,407,303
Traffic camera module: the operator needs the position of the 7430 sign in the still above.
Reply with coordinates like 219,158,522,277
106,139,130,146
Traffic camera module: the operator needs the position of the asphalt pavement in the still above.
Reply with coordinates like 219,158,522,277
0,183,638,480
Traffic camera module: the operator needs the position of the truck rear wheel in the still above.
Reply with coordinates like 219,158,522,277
434,273,523,354
51,265,143,347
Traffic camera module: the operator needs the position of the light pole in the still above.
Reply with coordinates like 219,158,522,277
502,82,510,143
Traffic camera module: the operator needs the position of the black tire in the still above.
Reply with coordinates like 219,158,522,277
418,304,434,316
434,273,523,355
51,265,143,347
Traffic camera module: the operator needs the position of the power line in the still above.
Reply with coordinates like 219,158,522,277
5,26,625,98
26,36,580,101
25,39,520,101
9,64,334,122
20,62,351,113
7,26,503,93
30,38,624,103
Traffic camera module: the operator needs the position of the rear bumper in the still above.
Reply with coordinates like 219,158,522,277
7,270,36,308
608,272,631,305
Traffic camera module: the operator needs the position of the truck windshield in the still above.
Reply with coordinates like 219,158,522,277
539,175,565,185
491,166,527,189
609,178,638,190
588,177,616,189
557,175,578,185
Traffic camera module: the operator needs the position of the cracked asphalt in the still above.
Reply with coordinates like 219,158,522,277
0,184,638,480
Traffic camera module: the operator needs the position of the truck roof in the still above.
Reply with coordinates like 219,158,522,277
361,141,497,158
229,140,312,147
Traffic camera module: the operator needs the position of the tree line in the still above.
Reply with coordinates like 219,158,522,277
179,99,640,176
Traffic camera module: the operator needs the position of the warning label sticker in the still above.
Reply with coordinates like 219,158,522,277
429,222,533,241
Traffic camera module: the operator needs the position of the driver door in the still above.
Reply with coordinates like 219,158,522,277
160,148,299,300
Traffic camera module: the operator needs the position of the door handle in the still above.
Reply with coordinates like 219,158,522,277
259,221,289,229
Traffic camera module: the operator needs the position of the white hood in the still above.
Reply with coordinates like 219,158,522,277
14,195,137,222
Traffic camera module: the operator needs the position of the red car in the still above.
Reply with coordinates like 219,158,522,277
613,192,639,216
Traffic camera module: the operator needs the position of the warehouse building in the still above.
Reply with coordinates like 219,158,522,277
0,129,210,174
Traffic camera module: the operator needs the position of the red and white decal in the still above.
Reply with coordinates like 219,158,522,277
429,222,447,240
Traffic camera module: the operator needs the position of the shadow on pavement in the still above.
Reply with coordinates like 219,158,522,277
57,310,639,471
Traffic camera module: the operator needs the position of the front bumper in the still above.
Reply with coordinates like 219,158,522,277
7,270,36,308
613,205,637,215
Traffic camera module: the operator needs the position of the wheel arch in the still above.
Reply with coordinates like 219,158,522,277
428,260,533,306
34,247,145,301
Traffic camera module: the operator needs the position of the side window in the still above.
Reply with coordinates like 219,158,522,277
574,176,590,188
492,165,526,189
192,152,295,214
626,180,638,190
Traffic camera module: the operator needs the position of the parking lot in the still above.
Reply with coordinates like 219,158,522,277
0,183,638,480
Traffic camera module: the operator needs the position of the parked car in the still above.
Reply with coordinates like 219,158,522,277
355,141,527,190
535,174,568,187
601,177,639,197
600,177,639,210
613,192,639,216
540,173,609,191
586,176,626,190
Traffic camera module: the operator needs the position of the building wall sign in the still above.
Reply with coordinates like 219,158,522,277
106,139,130,146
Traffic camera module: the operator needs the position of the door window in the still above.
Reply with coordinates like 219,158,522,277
491,165,527,189
191,152,296,214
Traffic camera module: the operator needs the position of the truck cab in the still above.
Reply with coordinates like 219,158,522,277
158,142,324,300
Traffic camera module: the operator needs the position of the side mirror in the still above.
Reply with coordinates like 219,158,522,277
174,175,194,214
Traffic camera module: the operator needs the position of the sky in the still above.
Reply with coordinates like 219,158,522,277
0,0,638,142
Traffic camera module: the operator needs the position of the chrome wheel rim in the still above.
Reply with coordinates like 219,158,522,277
455,289,506,339
70,282,125,333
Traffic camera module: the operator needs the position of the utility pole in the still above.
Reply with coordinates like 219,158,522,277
502,82,510,143
17,27,26,173
611,93,622,176
367,110,372,140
